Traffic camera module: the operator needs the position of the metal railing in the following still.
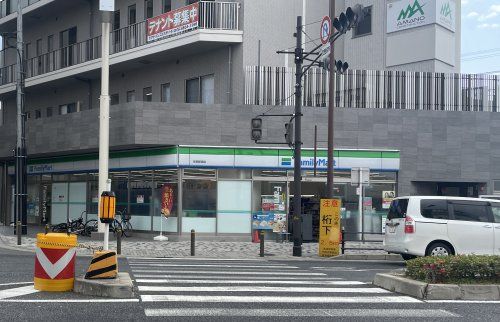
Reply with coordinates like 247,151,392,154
244,66,500,112
0,0,40,19
0,1,240,85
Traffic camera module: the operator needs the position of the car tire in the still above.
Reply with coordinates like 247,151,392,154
426,242,453,257
401,254,417,261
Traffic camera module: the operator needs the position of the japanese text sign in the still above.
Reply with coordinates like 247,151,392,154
319,199,341,257
147,3,199,42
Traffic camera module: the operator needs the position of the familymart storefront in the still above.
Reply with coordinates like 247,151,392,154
6,146,399,238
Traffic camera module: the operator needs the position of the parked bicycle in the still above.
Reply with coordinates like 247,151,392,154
51,211,87,235
116,208,133,237
84,216,123,237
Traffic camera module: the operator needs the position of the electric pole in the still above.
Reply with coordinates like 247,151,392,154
15,0,27,235
292,16,303,257
326,0,335,198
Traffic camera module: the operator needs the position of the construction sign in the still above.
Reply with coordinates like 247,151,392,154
319,199,341,257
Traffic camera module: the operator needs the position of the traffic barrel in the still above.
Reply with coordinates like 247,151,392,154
34,233,77,291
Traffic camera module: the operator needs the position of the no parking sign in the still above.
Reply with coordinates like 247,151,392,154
320,16,332,45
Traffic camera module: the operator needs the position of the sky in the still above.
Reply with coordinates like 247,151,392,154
461,0,500,74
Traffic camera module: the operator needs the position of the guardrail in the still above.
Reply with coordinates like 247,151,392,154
340,229,384,254
244,66,500,112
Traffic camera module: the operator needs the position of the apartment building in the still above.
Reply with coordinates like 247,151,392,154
1,0,499,240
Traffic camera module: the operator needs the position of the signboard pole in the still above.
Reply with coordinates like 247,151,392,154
326,0,335,199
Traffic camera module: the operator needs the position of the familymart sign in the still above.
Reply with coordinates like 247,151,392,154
387,0,456,33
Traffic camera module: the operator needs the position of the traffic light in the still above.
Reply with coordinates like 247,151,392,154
251,118,263,142
285,121,294,147
333,5,368,34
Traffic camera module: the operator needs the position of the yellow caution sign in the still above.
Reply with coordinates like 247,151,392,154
85,251,118,279
319,199,341,257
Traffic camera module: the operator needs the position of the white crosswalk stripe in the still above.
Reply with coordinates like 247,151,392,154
129,258,458,318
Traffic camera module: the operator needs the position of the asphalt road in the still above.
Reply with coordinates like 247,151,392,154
0,247,499,321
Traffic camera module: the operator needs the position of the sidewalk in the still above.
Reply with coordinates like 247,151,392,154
0,226,389,260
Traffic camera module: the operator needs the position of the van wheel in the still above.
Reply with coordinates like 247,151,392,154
426,242,453,257
401,254,417,261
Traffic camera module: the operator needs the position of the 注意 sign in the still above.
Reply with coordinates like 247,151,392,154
319,199,341,257
147,3,199,42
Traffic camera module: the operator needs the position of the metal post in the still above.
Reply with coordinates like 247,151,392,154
358,169,364,243
116,229,121,255
341,227,345,255
326,0,335,199
292,16,303,257
15,0,27,235
259,230,265,257
190,229,195,256
17,221,21,245
313,125,317,177
98,8,112,252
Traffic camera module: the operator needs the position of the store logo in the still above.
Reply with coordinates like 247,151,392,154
28,164,53,173
281,157,292,166
398,0,425,20
440,2,452,19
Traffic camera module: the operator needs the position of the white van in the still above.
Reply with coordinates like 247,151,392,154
384,196,500,260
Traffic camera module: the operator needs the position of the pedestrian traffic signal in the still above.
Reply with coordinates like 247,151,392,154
251,118,263,142
335,60,349,74
285,122,294,147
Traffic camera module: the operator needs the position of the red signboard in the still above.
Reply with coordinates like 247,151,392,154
147,3,199,42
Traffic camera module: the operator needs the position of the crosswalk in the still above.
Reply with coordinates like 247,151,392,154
129,258,458,318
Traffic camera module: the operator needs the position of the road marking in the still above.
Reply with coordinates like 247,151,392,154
131,270,326,276
0,282,34,287
129,263,298,269
127,257,270,261
138,285,389,293
426,300,500,304
144,308,458,317
0,299,140,303
141,295,422,303
0,286,39,300
133,275,337,280
135,279,364,285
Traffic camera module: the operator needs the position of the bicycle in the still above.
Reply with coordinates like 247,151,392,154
116,208,133,237
51,211,86,235
84,217,123,237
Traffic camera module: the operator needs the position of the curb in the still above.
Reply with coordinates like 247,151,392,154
73,272,135,298
374,273,500,300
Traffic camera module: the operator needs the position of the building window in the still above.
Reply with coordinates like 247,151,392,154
34,109,42,119
110,93,119,105
186,78,200,103
187,0,198,4
36,39,42,56
161,83,171,103
163,0,172,13
0,102,3,126
353,6,372,37
127,90,136,102
144,0,153,19
47,35,54,52
25,42,31,59
46,107,53,118
143,87,153,102
113,10,120,30
201,74,215,104
59,103,77,115
128,4,136,25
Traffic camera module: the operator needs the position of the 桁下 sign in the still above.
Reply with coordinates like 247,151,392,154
319,199,341,257
147,3,199,42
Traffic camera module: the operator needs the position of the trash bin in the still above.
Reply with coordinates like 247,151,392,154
34,233,77,291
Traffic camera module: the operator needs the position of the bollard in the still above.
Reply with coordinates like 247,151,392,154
116,229,122,255
44,224,50,234
259,230,265,257
190,229,195,256
17,221,21,245
341,227,346,255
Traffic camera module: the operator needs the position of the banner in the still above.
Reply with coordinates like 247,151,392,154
161,185,174,218
319,199,341,257
147,3,199,42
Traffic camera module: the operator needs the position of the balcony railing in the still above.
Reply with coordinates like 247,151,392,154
0,0,41,19
0,1,240,86
244,66,500,113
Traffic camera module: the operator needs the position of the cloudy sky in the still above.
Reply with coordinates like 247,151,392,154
461,0,500,74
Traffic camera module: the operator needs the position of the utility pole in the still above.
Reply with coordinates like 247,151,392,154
292,16,303,257
98,0,114,250
15,0,27,235
326,0,335,199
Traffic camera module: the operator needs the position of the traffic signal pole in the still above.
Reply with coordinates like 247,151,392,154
292,16,303,257
326,0,335,199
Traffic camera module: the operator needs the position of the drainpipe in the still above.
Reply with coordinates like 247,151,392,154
227,45,232,104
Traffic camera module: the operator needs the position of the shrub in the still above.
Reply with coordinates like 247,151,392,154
406,255,500,284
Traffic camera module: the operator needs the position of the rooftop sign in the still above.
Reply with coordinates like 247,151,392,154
387,0,456,33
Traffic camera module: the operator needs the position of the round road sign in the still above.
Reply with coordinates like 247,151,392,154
320,16,332,45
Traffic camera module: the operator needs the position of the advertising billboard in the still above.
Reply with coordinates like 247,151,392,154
387,0,456,33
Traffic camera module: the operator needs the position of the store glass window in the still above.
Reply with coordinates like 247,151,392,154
217,181,252,233
152,169,179,233
129,170,153,231
182,178,217,233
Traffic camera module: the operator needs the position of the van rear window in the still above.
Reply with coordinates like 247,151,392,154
421,200,449,219
387,199,408,220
